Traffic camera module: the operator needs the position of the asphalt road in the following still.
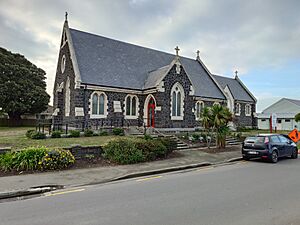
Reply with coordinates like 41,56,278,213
1,157,300,225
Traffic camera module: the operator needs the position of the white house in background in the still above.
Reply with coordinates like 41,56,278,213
257,98,300,131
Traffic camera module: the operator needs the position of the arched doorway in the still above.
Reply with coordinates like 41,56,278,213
147,97,155,127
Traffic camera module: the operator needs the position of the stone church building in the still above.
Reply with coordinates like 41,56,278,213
52,17,257,131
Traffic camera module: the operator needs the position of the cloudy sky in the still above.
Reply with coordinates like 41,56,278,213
0,0,299,112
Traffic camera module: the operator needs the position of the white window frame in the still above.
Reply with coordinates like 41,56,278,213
235,103,241,116
65,77,70,117
245,104,251,116
61,55,66,74
124,94,139,119
195,101,204,120
213,102,221,106
89,91,108,119
170,82,184,120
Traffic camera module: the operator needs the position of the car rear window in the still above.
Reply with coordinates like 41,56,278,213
245,136,265,144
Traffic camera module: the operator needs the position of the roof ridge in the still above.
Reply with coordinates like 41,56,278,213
70,28,199,62
213,74,235,80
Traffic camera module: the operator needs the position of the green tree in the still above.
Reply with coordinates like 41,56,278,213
0,47,50,125
295,113,300,123
200,104,233,149
210,104,233,148
200,106,213,148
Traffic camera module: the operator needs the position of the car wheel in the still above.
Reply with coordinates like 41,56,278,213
270,151,278,163
243,156,250,161
291,148,298,159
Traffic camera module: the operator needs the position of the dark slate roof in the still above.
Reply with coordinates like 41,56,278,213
143,65,170,89
212,75,255,102
69,28,225,99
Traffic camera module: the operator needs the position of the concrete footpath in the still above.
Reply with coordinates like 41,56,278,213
0,148,242,197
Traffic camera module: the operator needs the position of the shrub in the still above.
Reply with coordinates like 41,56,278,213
51,130,62,138
99,131,108,136
69,130,80,138
84,129,94,137
103,138,145,164
30,131,46,139
26,129,35,138
144,134,153,140
157,137,177,154
0,147,75,172
112,128,124,136
192,133,200,141
40,149,75,170
135,139,167,160
103,137,175,164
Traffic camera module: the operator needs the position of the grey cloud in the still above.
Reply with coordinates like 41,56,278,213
0,0,299,106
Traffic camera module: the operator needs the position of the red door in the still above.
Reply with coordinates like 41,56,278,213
147,98,155,127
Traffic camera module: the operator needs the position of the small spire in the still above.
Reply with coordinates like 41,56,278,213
65,11,68,21
196,50,200,60
175,46,180,56
235,70,238,77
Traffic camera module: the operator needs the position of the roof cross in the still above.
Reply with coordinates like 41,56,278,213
196,50,200,59
65,12,68,21
175,46,180,56
235,70,238,77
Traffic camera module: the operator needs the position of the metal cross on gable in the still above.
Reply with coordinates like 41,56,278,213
196,50,200,58
235,70,238,76
65,12,68,21
175,46,180,56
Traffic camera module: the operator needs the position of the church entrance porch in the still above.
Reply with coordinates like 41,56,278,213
147,97,155,127
144,94,156,128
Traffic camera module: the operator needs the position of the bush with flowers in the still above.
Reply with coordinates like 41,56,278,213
0,147,75,172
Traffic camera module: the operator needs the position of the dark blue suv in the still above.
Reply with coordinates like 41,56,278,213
242,134,298,163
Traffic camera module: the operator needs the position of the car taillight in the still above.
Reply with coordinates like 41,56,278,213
264,137,269,144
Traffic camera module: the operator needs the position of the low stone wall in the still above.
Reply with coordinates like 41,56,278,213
0,147,11,155
63,145,103,159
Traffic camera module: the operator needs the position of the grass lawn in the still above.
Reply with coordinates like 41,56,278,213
0,127,117,150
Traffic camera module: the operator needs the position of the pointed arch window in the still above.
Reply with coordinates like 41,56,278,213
125,95,139,119
90,91,108,118
99,94,105,115
235,103,241,116
245,104,251,116
65,77,71,117
171,83,184,120
195,101,204,120
92,94,98,115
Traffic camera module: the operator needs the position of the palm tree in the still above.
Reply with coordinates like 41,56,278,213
210,104,233,148
200,107,213,148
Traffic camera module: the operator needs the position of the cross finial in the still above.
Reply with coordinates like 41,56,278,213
65,12,68,21
196,50,200,59
175,46,180,56
235,70,238,77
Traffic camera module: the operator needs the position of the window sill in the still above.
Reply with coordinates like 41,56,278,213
124,115,138,119
235,113,240,116
171,116,184,121
90,114,107,119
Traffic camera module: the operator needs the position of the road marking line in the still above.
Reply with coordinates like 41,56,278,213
45,188,85,197
136,175,162,182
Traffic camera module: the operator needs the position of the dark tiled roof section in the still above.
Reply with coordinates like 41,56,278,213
212,75,255,102
69,28,225,99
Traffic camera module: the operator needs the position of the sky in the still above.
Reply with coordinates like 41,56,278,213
0,0,299,112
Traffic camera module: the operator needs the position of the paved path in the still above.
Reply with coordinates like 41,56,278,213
0,149,240,193
1,157,299,225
